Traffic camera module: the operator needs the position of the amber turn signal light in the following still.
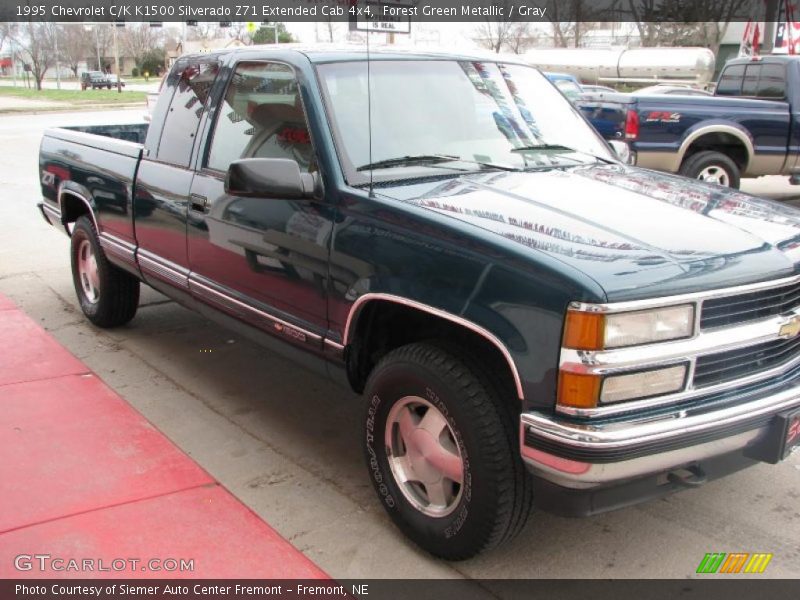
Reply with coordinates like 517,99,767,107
558,371,601,409
563,311,605,350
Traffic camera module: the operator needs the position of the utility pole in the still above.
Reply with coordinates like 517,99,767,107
763,0,780,54
113,23,121,93
94,26,102,71
10,38,16,88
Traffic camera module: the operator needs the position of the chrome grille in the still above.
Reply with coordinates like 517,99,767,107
693,335,800,388
700,280,800,329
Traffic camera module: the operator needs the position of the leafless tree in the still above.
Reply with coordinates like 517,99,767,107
627,0,751,54
187,22,222,42
58,25,90,78
316,18,341,43
11,22,57,90
474,20,536,54
472,0,527,53
122,24,165,70
548,0,612,47
0,23,16,52
226,23,252,45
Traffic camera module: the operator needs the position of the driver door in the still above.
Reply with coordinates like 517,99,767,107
187,61,331,346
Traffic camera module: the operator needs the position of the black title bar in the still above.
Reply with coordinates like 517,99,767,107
0,0,774,23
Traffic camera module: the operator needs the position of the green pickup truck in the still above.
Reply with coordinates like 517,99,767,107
39,47,800,559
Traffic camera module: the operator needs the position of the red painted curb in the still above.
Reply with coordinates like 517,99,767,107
0,296,327,579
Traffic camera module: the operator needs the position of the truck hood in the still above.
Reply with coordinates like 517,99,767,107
375,164,800,300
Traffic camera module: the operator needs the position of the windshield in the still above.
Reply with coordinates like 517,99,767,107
317,60,612,185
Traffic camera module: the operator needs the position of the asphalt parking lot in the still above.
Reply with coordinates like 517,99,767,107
1,108,799,579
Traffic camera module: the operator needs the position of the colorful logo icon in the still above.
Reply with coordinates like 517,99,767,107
696,552,773,574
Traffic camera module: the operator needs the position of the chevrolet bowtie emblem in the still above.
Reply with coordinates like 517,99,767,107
779,315,800,339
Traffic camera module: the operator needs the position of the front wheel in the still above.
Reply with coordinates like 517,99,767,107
363,342,533,560
70,216,140,328
679,150,741,189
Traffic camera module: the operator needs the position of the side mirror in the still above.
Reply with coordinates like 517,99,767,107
608,140,634,165
225,158,317,199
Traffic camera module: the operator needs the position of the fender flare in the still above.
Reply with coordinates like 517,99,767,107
58,185,99,234
677,123,754,173
343,293,525,400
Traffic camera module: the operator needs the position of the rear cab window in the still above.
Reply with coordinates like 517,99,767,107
151,58,220,167
716,61,786,99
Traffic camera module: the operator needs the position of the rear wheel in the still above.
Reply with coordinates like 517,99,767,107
70,216,140,328
679,150,741,189
363,342,533,560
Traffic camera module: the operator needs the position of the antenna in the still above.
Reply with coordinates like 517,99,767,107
366,4,374,196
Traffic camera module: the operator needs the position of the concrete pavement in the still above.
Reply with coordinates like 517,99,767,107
1,109,799,578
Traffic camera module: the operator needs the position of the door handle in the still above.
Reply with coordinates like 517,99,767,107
189,194,208,213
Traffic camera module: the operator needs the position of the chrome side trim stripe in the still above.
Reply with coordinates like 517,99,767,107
189,277,323,346
99,233,137,266
343,293,524,400
41,203,62,222
137,249,189,289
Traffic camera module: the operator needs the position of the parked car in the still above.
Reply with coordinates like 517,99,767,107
544,71,584,101
544,72,632,142
38,47,800,559
632,84,711,96
80,71,112,90
582,84,617,93
579,55,800,188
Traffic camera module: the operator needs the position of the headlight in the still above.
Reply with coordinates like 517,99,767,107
558,363,688,409
563,304,695,350
600,364,687,403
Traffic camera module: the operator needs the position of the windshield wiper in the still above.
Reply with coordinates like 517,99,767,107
356,154,518,172
356,154,460,171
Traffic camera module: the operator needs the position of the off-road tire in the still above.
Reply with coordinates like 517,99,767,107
70,216,139,328
363,342,533,560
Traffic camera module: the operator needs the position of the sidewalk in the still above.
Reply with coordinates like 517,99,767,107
0,293,327,579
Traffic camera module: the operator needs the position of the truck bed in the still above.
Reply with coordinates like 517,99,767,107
39,123,148,245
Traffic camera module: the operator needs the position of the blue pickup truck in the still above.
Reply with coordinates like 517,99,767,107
581,55,800,189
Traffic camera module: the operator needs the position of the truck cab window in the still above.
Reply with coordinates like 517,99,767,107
741,64,760,96
155,60,219,167
757,64,786,98
716,64,745,96
206,62,314,173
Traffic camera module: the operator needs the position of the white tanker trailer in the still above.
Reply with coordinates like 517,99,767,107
523,47,716,86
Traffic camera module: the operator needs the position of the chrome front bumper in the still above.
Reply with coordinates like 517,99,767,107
520,380,800,489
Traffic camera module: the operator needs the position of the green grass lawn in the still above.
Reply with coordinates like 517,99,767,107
0,87,146,104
